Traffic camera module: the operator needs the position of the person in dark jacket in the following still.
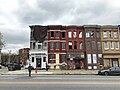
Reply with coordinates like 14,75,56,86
28,65,32,77
46,62,48,71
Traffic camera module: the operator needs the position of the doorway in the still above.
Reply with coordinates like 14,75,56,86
36,58,41,69
112,58,119,67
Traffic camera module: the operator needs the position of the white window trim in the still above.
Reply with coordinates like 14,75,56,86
104,42,109,50
68,32,72,38
114,31,118,38
116,42,119,50
93,54,97,64
87,54,92,64
79,32,82,38
103,31,107,38
86,33,90,38
73,32,77,38
110,42,114,49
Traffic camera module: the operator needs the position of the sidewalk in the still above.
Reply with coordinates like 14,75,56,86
1,69,99,75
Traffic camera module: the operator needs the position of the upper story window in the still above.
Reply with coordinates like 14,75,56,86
96,31,100,38
38,45,42,49
80,42,83,49
62,42,66,50
62,32,65,38
43,42,47,49
50,31,54,38
110,41,114,49
115,42,119,50
56,42,60,50
69,41,72,49
79,32,82,38
86,32,90,38
74,41,77,49
114,31,118,38
92,41,96,50
104,41,109,50
91,31,94,38
56,31,60,38
73,32,77,38
109,31,112,38
97,42,101,50
37,43,42,49
50,42,54,50
68,32,72,38
33,42,35,49
103,31,108,38
86,41,90,50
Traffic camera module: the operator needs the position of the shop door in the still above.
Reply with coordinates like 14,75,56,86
36,58,41,69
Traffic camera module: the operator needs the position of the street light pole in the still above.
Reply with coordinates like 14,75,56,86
8,50,11,64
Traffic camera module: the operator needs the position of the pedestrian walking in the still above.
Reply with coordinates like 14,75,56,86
46,62,48,71
28,65,32,77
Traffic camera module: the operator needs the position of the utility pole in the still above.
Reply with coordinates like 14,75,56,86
8,50,11,63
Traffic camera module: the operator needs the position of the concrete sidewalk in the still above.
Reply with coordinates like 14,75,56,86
1,69,99,75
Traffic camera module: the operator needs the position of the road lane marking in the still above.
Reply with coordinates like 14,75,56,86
0,82,120,85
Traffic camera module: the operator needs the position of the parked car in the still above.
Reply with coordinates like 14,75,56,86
98,67,120,76
8,63,21,71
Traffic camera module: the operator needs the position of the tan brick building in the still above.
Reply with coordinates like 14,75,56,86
101,25,120,68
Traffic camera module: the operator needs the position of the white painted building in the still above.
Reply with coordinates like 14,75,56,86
29,50,48,69
29,25,48,69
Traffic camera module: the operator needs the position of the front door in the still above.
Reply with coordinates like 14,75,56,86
36,58,41,69
112,59,119,67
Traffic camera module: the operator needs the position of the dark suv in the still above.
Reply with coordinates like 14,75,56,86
8,63,21,71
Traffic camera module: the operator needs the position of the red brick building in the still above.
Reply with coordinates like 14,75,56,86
48,25,67,69
66,26,85,69
19,48,30,65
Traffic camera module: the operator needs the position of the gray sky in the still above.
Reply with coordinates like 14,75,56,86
0,0,120,53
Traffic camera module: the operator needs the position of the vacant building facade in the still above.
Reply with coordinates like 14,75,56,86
29,25,120,69
84,25,102,69
48,25,67,69
101,25,120,68
66,26,85,69
29,25,48,69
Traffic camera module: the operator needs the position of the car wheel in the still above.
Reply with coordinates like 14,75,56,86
104,72,109,76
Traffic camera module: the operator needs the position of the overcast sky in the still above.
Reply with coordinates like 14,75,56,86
0,0,120,53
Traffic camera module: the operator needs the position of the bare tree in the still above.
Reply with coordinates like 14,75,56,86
0,32,4,48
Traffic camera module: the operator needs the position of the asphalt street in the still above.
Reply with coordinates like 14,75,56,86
0,75,120,90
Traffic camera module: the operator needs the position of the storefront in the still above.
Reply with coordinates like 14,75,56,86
29,51,48,69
